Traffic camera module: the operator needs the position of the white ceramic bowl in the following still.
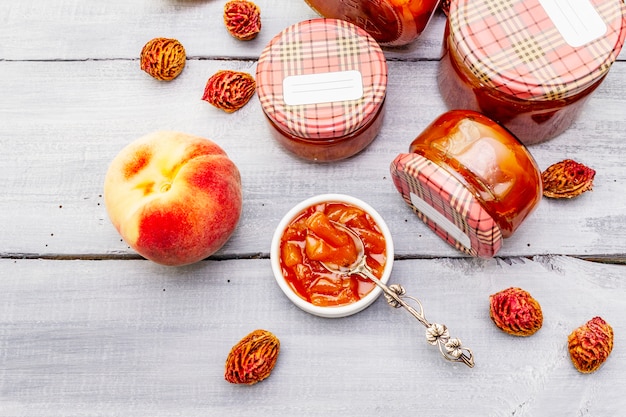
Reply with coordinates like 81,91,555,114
270,194,394,318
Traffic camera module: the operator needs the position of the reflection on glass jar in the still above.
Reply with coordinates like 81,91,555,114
256,19,388,162
438,0,626,145
304,0,441,46
390,110,542,257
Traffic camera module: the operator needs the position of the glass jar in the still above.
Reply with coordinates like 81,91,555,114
390,110,542,257
438,0,626,145
304,0,441,47
256,18,388,162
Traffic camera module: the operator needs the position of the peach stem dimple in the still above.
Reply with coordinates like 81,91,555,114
160,182,172,193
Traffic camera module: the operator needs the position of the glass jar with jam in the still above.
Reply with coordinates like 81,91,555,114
256,19,387,162
304,0,441,46
438,0,626,145
390,110,542,257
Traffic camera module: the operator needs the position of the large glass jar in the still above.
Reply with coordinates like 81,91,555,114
304,0,441,46
390,110,542,257
438,0,626,145
256,19,387,162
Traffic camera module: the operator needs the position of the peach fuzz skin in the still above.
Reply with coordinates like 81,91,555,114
104,131,242,266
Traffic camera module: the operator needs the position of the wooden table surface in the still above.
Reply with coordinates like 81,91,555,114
2,1,626,416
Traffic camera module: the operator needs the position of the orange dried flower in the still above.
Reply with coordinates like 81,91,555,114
225,329,280,385
541,159,596,199
489,287,543,336
223,0,261,41
568,316,614,374
202,70,256,113
140,37,186,81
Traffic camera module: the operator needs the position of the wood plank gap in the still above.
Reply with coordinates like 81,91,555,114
3,253,624,265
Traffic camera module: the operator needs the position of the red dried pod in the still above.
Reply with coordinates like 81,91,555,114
541,159,596,199
202,70,256,113
139,37,186,81
489,287,543,336
223,0,261,41
568,316,614,374
225,329,280,385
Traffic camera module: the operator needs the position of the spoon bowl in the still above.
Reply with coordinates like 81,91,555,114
319,221,384,284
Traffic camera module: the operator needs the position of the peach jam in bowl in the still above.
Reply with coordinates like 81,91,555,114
270,194,394,318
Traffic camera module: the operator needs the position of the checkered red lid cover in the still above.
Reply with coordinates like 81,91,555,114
256,18,387,140
390,153,503,258
449,0,626,100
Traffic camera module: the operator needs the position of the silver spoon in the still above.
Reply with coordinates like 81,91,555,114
320,222,475,368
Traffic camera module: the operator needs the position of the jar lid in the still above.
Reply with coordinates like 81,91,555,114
390,153,503,257
448,0,626,100
256,18,387,140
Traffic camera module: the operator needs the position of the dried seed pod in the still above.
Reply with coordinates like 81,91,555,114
202,70,256,113
568,316,614,374
541,159,596,199
225,329,280,385
489,287,543,336
223,0,261,41
139,37,186,81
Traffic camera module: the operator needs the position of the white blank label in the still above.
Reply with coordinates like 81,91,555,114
539,0,607,47
283,70,364,106
410,192,472,250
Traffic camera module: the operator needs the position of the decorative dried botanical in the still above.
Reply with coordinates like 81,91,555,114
541,159,596,199
489,287,543,336
223,0,261,41
139,37,186,81
568,317,614,374
202,70,256,113
225,329,280,385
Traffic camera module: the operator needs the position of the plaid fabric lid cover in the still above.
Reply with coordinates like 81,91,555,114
256,18,387,140
390,153,503,257
449,0,626,100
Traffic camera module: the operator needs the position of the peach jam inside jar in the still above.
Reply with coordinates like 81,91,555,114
438,0,626,145
256,19,387,162
390,110,542,257
304,0,441,46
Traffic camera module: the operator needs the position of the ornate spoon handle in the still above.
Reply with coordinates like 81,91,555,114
321,222,474,368
356,262,475,368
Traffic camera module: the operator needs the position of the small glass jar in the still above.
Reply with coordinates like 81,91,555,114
304,0,441,46
438,0,626,145
390,110,542,257
256,18,387,162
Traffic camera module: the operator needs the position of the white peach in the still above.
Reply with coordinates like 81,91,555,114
104,131,242,266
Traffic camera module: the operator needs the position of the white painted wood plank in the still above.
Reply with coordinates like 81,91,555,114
1,256,625,416
1,59,625,259
1,0,623,63
1,2,625,416
0,0,448,61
